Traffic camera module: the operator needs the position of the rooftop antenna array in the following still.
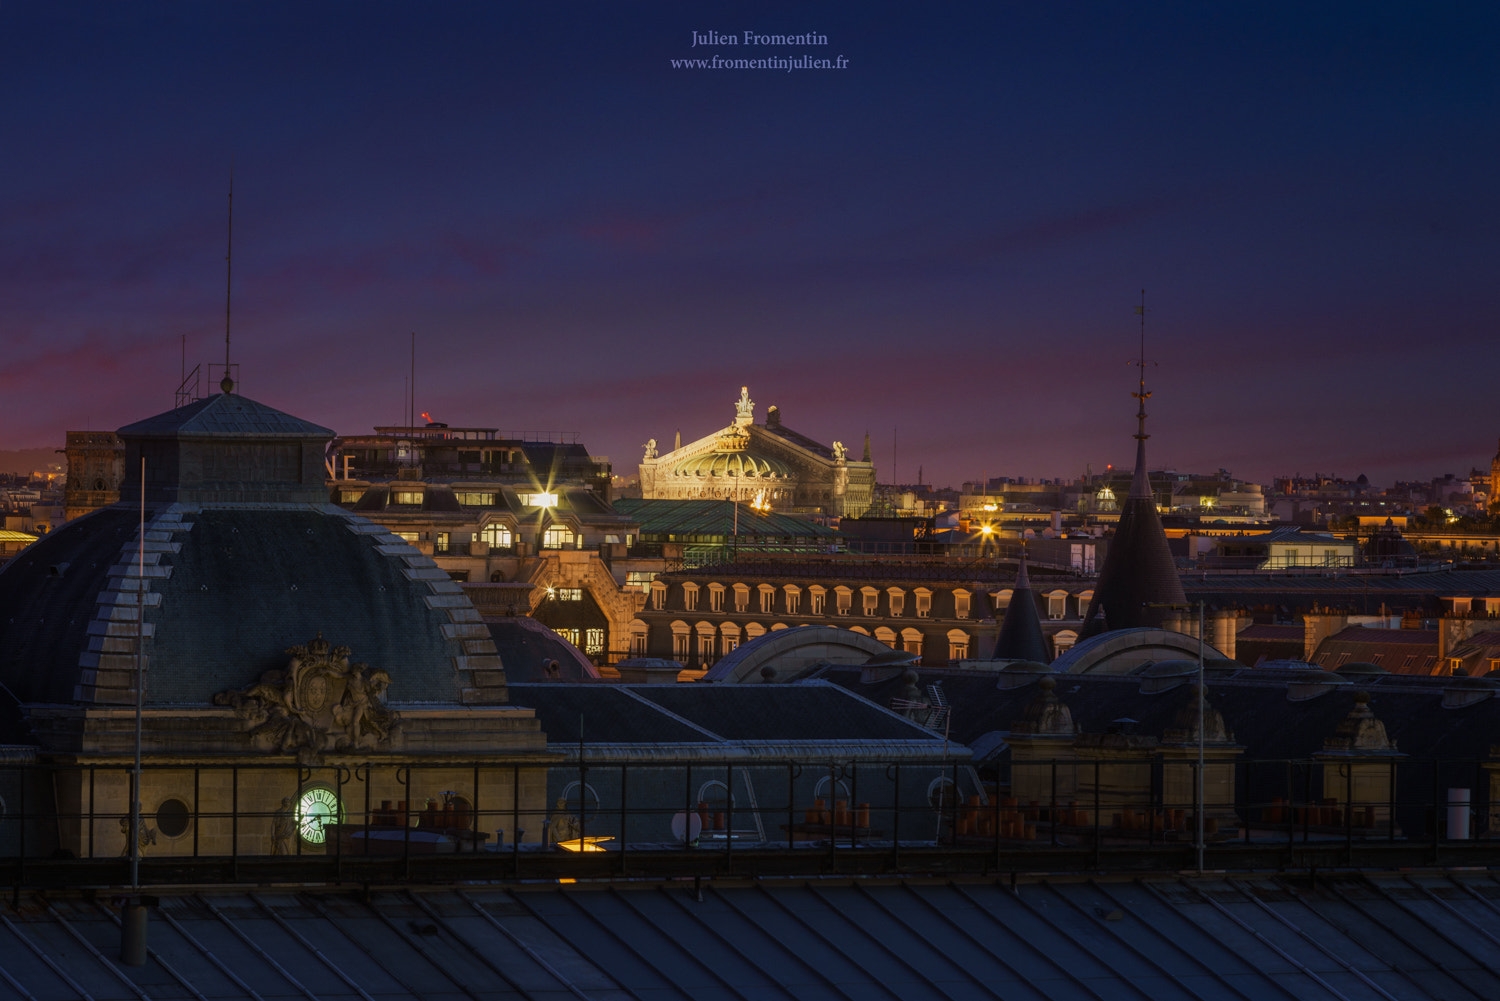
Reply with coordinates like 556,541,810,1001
174,169,239,405
220,166,234,393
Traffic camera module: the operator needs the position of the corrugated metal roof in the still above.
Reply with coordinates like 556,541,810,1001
2,875,1497,1000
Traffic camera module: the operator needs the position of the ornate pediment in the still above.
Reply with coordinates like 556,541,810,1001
213,633,400,764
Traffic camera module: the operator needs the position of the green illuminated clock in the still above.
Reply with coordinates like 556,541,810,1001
297,788,342,844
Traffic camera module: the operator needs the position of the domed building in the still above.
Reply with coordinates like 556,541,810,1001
0,385,547,859
637,387,876,517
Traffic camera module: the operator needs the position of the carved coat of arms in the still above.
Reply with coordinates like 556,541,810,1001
213,633,400,764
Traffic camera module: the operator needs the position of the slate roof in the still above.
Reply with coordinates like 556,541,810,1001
1233,623,1305,665
1309,626,1439,674
613,498,838,538
486,618,600,682
1081,433,1186,637
0,507,474,708
993,555,1051,662
116,391,332,438
817,662,1500,763
2,877,1497,1001
508,681,940,746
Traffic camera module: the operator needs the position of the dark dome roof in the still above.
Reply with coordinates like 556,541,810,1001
0,392,506,714
0,506,493,707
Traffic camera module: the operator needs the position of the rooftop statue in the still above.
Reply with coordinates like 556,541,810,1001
642,438,658,460
735,386,754,422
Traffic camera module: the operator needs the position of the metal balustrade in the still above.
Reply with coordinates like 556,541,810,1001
1,756,1498,889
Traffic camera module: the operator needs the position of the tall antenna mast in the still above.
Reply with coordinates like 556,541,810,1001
221,166,235,393
409,332,416,429
1132,288,1150,444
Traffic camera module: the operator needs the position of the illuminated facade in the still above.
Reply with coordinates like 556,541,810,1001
637,387,877,518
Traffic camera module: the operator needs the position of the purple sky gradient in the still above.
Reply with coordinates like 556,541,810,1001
3,2,1497,488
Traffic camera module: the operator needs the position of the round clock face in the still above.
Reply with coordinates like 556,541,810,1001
297,788,342,844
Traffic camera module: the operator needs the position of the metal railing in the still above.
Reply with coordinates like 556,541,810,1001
1,756,1496,890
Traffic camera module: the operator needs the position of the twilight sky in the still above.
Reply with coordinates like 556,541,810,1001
3,2,1497,488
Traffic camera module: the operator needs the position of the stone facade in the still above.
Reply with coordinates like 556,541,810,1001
638,387,876,518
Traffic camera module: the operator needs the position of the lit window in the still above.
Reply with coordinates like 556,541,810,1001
392,490,423,506
480,525,512,550
784,585,801,614
584,629,605,656
835,587,853,616
628,571,657,594
396,532,419,543
554,588,582,601
339,489,365,504
554,627,581,645
454,491,497,506
542,526,575,549
809,587,825,615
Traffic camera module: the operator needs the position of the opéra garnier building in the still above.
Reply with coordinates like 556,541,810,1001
637,387,877,518
0,382,549,859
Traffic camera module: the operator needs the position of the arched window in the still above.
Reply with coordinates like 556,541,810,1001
695,621,717,664
874,626,898,647
670,620,691,660
946,628,970,661
720,621,741,654
757,584,776,614
901,627,924,656
629,618,649,655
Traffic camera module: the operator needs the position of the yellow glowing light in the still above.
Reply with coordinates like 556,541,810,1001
982,503,997,512
980,525,994,535
555,836,613,852
525,491,559,508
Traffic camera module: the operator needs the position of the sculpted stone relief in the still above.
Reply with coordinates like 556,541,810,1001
214,632,400,764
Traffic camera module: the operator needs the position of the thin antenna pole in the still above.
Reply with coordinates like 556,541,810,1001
224,167,234,376
131,456,145,890
410,332,416,430
1132,289,1150,442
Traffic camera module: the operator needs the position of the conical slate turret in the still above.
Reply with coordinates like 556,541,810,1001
994,550,1051,662
1080,294,1186,638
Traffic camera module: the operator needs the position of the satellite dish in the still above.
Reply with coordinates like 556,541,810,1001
670,812,703,844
